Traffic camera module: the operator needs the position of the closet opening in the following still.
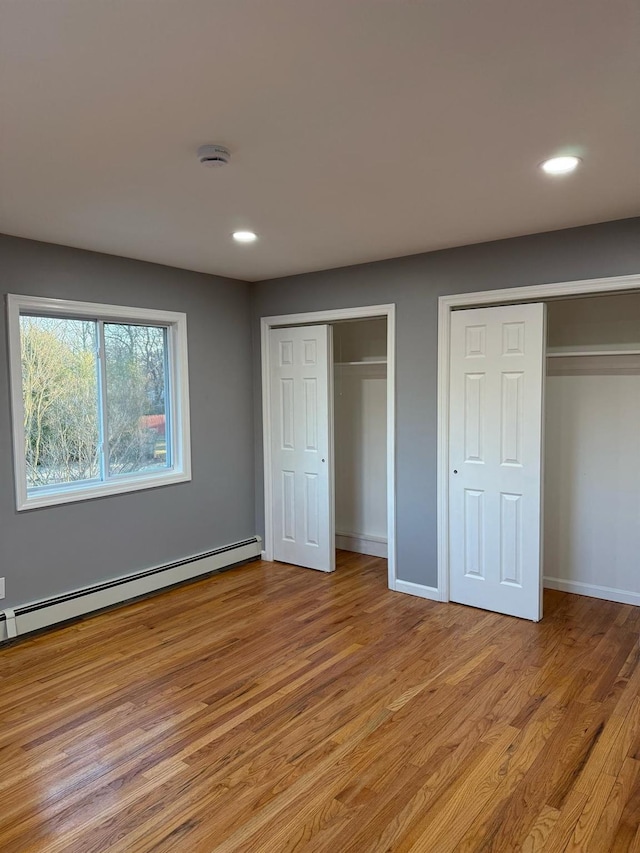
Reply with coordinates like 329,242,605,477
333,318,388,572
544,291,640,606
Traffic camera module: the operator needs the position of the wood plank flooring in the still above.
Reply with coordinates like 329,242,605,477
2,551,640,851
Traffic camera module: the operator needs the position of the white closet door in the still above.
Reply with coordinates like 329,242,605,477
270,325,334,572
449,304,546,621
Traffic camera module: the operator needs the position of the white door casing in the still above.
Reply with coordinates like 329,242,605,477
269,325,334,572
448,303,546,621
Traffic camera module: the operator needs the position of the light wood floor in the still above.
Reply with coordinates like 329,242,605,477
2,552,640,852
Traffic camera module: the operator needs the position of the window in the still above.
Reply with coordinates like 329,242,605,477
7,295,191,510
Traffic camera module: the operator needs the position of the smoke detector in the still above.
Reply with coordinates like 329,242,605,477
197,144,231,167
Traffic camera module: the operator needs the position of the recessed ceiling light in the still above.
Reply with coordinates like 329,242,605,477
540,155,581,175
232,230,258,243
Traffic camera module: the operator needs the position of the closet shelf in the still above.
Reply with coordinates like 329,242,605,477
546,347,640,358
334,359,387,366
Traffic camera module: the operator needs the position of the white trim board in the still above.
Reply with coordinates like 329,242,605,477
335,532,388,559
0,537,261,643
437,273,640,606
544,577,640,608
260,304,397,592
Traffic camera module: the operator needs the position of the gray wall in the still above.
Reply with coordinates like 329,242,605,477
0,235,255,608
252,217,640,587
4,218,640,608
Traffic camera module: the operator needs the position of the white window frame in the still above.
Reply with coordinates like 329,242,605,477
7,294,192,511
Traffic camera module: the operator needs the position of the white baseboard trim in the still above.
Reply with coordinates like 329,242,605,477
544,576,640,607
394,579,441,602
261,550,269,561
335,531,388,558
0,537,262,643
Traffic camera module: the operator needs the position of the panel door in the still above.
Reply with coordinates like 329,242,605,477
270,325,334,571
449,303,546,621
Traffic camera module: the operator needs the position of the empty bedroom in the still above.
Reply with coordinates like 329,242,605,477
1,1,640,850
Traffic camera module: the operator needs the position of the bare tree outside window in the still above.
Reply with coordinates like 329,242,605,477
104,323,169,476
20,316,100,488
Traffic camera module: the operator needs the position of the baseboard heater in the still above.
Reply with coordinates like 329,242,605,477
0,536,262,644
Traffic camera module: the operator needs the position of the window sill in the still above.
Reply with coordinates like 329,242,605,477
17,470,192,511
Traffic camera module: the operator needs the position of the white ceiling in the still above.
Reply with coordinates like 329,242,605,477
1,1,639,282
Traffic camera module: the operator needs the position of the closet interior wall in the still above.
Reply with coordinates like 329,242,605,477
333,319,388,558
544,292,640,605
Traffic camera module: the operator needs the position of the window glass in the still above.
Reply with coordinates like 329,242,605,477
104,323,170,476
20,315,100,489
